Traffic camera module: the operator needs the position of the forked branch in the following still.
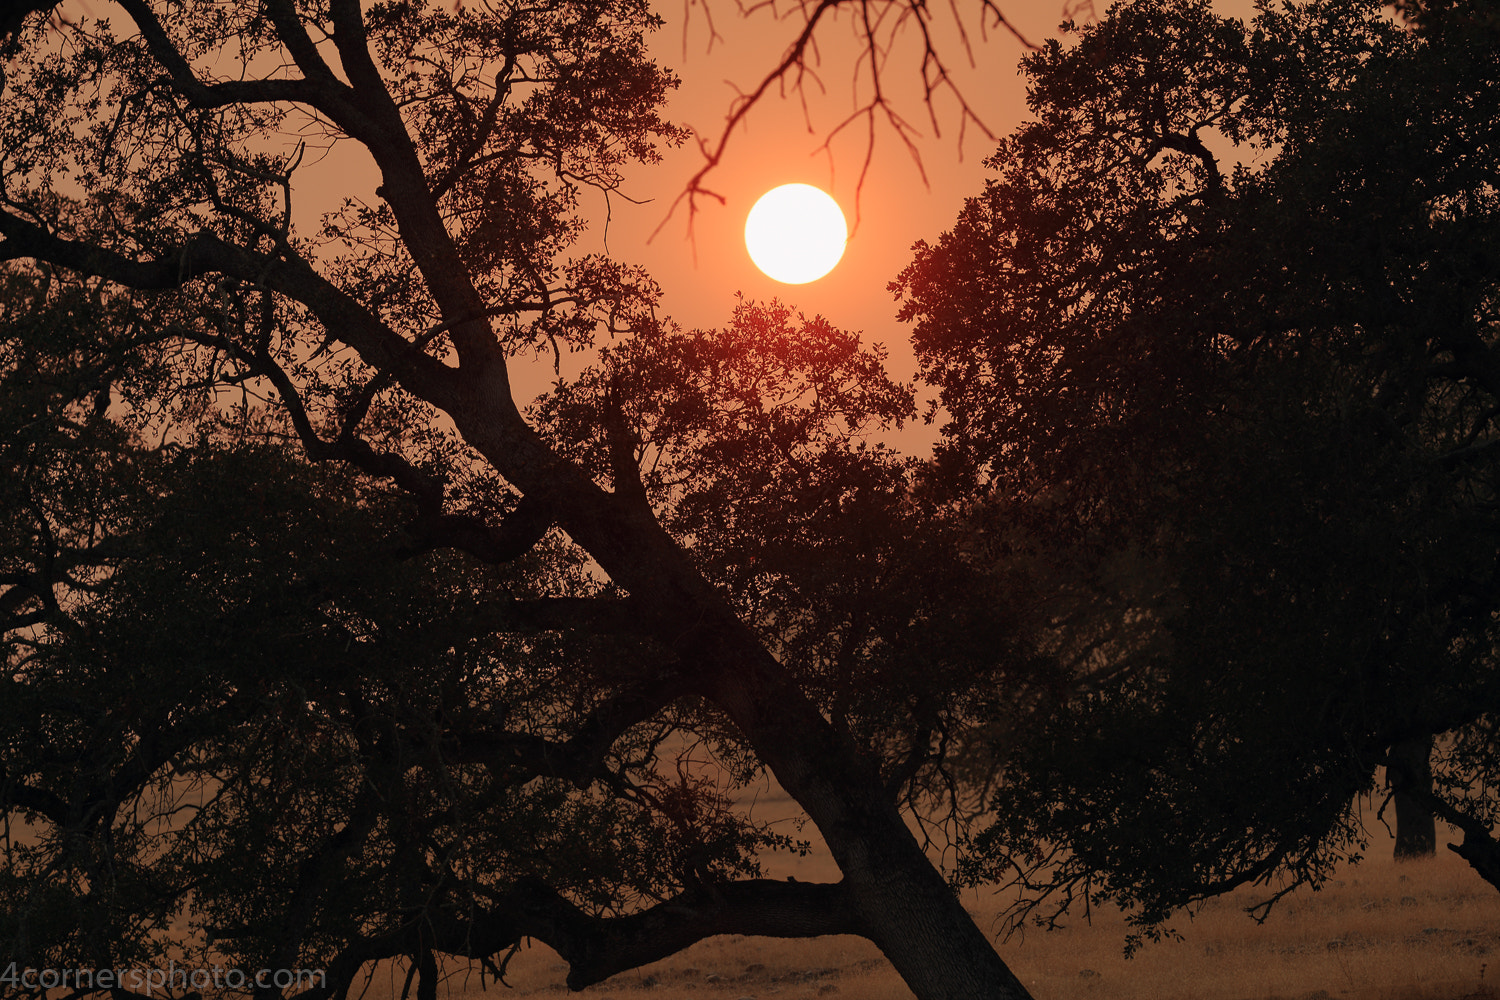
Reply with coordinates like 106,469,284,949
657,0,1038,239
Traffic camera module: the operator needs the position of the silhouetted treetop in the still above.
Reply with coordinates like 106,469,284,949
894,0,1500,943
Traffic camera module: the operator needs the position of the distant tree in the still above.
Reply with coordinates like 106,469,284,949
0,3,1046,998
892,0,1500,941
1387,734,1437,861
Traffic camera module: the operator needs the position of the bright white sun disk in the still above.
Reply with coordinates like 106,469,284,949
745,184,848,284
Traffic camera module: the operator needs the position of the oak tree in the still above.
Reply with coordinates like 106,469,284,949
0,2,1042,998
893,0,1500,940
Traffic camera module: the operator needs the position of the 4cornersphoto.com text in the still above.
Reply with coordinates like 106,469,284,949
2,961,326,996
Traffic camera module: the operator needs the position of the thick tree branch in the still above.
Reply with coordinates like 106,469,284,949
315,0,507,374
0,217,456,404
0,575,57,630
303,878,860,1000
0,776,70,825
118,1,322,102
451,670,676,787
259,0,346,88
510,878,863,990
328,0,395,103
397,496,554,564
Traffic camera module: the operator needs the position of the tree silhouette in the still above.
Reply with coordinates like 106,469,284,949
893,0,1500,941
0,3,1042,997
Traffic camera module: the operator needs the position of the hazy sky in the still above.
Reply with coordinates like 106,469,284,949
603,2,1056,360
284,1,1255,436
420,0,1063,445
588,0,1259,442
260,0,1044,450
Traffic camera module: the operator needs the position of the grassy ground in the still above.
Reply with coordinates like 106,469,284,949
355,794,1499,1000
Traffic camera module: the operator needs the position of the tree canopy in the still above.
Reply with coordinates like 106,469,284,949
0,2,1040,998
6,0,1500,995
893,0,1500,942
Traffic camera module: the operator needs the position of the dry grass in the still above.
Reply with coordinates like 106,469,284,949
364,794,1500,1000
20,780,1495,1000
998,848,1498,1000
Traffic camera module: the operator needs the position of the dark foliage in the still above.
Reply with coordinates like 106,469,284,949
0,3,1042,998
893,0,1500,944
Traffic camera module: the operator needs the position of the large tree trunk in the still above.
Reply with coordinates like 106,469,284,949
446,407,1036,1000
1388,734,1437,861
705,625,1034,1000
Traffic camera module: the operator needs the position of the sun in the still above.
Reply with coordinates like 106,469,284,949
745,184,848,284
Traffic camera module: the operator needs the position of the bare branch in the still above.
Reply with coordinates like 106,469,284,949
656,0,1038,240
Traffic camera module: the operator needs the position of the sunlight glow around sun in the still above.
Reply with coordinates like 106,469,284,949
744,184,848,284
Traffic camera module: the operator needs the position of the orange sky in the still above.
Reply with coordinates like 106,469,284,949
255,0,1049,451
581,0,1260,445
402,0,1064,448
588,2,1055,373
281,0,1253,442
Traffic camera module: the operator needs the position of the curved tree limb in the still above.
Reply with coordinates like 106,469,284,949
305,878,861,1000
